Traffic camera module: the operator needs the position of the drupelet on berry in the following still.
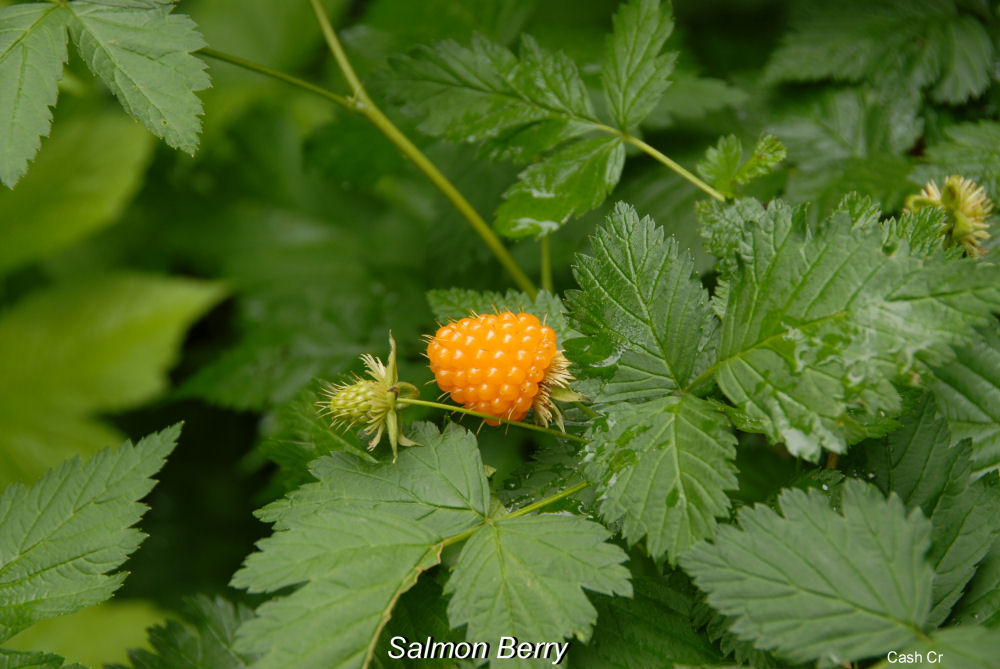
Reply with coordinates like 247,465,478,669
426,311,579,427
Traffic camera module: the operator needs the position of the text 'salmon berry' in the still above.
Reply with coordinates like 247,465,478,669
427,312,582,429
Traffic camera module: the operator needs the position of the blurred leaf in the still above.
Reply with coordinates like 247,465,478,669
0,650,83,669
67,1,209,153
112,596,254,669
359,0,536,50
912,120,1000,202
0,3,68,188
643,71,747,129
494,135,625,239
601,0,676,131
682,480,933,665
0,113,153,275
0,273,224,484
584,395,737,563
4,601,164,669
765,0,994,104
0,425,179,641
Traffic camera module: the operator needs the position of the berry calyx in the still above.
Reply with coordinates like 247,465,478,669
426,312,581,428
316,334,419,461
905,175,993,256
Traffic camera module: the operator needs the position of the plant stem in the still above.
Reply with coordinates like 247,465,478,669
505,481,589,519
623,135,725,201
199,48,353,110
540,235,553,292
306,1,538,297
397,397,587,443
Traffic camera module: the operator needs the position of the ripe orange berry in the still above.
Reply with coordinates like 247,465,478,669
427,312,575,426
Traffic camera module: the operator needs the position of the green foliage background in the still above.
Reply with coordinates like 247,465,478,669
1,0,1000,667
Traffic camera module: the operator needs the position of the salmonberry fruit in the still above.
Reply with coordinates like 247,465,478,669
427,312,579,427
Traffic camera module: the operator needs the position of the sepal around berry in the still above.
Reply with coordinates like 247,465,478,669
905,175,993,256
316,333,420,462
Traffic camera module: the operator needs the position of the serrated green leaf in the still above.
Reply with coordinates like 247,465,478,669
886,626,1000,669
494,135,625,239
862,393,1000,625
696,134,786,199
0,424,179,642
113,596,254,669
584,395,737,563
388,33,599,160
601,0,676,131
232,423,489,669
764,0,994,104
0,273,224,485
930,322,1000,475
260,422,490,538
445,513,631,665
682,480,934,665
0,113,152,274
232,508,441,669
709,201,1000,459
0,650,83,669
912,121,1000,203
67,1,209,153
950,535,1000,627
571,562,721,668
696,196,770,278
0,3,68,188
426,287,575,345
568,202,717,400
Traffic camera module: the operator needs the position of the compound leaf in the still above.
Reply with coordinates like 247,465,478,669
67,1,209,153
601,0,676,131
584,395,737,563
682,480,934,665
445,513,631,665
569,202,717,401
0,3,68,188
494,135,625,239
232,508,441,669
0,424,180,642
232,423,487,669
765,0,994,104
388,33,598,161
930,322,1000,475
711,200,1000,459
